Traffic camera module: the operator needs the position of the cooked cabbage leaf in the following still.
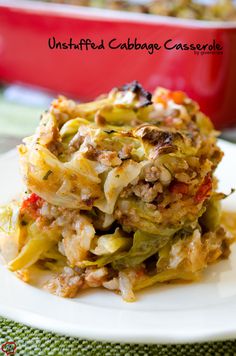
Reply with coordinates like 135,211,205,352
112,230,172,269
91,228,132,255
60,117,90,138
134,269,200,291
199,193,222,231
94,160,147,214
19,144,102,209
0,202,19,235
8,222,60,271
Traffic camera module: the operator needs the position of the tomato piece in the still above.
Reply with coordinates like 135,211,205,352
170,181,189,195
21,193,43,217
195,174,212,203
170,91,186,105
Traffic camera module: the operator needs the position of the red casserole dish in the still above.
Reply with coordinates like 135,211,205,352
0,0,236,128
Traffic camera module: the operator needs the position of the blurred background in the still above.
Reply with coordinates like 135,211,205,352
0,0,236,153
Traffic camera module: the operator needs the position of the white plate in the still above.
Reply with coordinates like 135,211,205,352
1,140,236,344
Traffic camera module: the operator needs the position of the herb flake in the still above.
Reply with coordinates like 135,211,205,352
43,170,53,180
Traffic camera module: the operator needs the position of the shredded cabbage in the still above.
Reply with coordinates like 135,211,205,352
19,144,102,209
94,160,147,214
91,228,132,255
112,230,172,269
8,222,60,271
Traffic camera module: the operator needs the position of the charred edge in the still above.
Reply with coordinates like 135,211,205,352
138,127,173,145
138,127,184,153
120,81,152,107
